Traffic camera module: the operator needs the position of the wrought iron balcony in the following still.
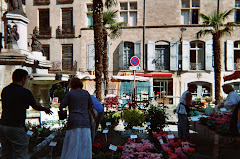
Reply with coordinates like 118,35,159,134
190,63,204,70
56,26,75,38
34,0,50,5
50,61,77,72
57,0,74,4
36,27,52,38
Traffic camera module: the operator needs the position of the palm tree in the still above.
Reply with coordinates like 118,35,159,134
102,10,125,95
197,9,235,104
92,0,118,101
93,0,104,101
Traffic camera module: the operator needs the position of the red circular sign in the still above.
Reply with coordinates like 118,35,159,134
130,56,140,66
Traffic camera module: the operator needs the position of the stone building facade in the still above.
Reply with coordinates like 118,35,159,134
24,0,240,105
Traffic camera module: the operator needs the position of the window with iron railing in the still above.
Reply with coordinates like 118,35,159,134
57,8,75,38
38,9,51,38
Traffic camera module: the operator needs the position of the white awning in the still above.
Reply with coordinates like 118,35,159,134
111,75,151,81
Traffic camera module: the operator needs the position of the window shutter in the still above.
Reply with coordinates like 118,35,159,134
226,40,234,70
170,40,179,70
182,40,190,70
39,9,50,29
107,42,110,69
88,42,95,71
206,40,214,71
119,41,124,70
147,40,155,71
134,40,141,67
62,8,73,29
62,44,73,70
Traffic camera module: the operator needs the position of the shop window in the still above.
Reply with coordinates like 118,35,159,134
234,41,240,70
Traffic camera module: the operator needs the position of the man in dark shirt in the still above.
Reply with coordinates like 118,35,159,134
0,69,52,159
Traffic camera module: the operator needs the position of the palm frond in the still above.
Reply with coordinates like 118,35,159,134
108,22,126,39
105,0,118,9
103,10,118,26
196,29,213,38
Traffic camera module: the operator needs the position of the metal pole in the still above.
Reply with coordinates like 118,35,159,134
217,0,219,15
133,70,136,108
143,0,146,70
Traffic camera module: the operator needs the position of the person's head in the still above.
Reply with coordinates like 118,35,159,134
188,83,197,93
222,84,234,94
12,69,28,85
69,77,83,89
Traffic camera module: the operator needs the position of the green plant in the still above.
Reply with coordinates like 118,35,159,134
145,102,167,132
122,109,145,128
100,112,121,129
53,83,66,103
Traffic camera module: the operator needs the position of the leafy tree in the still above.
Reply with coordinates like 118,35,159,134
197,9,236,104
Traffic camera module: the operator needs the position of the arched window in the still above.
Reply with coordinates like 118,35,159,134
190,41,205,70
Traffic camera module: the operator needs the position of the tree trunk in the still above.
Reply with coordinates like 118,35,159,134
93,0,103,101
213,32,221,105
103,28,109,96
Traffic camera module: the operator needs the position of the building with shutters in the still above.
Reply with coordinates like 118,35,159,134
24,0,240,105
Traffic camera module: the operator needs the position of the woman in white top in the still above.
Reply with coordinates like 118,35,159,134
177,84,197,141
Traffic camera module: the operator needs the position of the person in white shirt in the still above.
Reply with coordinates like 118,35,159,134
176,84,197,141
217,84,240,111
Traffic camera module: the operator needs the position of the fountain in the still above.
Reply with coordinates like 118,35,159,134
0,2,69,109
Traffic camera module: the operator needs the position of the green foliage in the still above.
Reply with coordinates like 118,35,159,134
145,103,167,132
53,83,65,102
122,109,145,128
100,112,121,129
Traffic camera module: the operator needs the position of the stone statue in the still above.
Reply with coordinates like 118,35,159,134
6,24,19,49
5,0,24,14
31,27,43,52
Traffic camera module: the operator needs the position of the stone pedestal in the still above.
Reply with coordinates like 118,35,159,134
2,12,29,54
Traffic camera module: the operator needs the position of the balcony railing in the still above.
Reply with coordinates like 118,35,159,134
57,0,74,4
56,26,75,38
34,0,50,5
36,27,52,38
50,61,77,72
190,63,204,70
235,63,240,70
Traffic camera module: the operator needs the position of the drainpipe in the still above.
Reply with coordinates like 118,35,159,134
143,0,146,70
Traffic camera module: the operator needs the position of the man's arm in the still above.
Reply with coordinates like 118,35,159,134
31,103,52,115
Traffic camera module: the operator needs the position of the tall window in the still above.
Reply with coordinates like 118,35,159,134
62,8,73,33
234,41,240,69
155,42,170,70
119,41,141,70
62,44,73,71
235,0,240,22
42,44,50,60
190,41,204,70
119,2,137,26
39,9,50,35
181,0,200,24
87,4,93,27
